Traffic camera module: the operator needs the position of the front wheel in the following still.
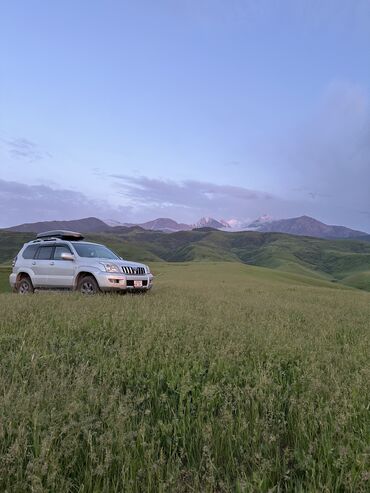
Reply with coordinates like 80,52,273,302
17,276,34,295
77,275,100,295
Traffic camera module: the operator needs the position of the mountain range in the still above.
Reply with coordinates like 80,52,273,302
4,215,369,240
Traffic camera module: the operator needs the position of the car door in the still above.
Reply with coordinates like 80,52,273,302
48,244,75,288
20,244,40,279
32,245,55,287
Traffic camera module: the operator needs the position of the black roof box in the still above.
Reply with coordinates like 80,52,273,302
36,230,84,241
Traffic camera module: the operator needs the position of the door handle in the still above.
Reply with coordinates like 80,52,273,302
32,261,36,265
50,261,55,265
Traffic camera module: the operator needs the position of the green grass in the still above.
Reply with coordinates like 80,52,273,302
0,262,369,492
341,271,370,292
0,266,11,292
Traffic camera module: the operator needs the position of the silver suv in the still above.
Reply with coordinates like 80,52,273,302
9,230,153,294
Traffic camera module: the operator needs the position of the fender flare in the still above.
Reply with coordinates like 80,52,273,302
74,268,101,290
15,268,35,285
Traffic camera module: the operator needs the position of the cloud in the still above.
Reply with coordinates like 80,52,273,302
0,137,52,162
0,174,307,229
0,179,131,228
110,174,300,222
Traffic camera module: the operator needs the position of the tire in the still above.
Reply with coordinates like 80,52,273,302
77,275,100,295
17,276,34,295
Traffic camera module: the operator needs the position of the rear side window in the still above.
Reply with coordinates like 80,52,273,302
54,245,72,260
36,246,54,260
22,244,39,259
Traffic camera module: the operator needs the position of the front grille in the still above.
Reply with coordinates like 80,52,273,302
122,266,146,275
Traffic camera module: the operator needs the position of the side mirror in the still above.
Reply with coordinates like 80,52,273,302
61,252,75,261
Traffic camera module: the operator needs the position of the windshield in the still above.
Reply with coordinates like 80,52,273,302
73,243,120,260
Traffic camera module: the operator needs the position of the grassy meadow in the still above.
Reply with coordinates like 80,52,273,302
0,262,369,491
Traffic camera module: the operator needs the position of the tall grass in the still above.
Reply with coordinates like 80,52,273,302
0,263,369,491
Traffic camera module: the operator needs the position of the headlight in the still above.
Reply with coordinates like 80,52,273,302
100,263,120,273
145,265,151,274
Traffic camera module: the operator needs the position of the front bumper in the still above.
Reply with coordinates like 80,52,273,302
95,272,154,291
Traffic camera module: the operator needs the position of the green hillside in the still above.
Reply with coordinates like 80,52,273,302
0,231,34,264
1,228,370,291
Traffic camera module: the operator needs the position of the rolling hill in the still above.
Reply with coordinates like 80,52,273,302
1,228,370,292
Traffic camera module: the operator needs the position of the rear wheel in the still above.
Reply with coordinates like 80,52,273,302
77,275,100,295
17,276,34,295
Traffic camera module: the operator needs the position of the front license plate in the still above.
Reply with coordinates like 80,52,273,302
134,280,143,288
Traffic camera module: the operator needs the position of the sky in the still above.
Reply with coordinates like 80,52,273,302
0,0,370,231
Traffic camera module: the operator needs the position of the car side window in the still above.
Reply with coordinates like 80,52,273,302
54,245,72,260
36,246,54,260
22,244,39,259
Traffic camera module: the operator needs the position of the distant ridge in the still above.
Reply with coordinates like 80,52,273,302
6,217,110,234
252,215,368,239
192,226,219,232
136,218,191,232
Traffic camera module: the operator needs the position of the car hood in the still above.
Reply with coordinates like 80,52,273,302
118,259,147,269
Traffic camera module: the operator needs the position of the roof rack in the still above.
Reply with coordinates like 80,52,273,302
36,230,85,241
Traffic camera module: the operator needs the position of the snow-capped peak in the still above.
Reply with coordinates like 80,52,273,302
194,217,228,229
248,215,273,228
221,218,243,229
103,219,126,227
